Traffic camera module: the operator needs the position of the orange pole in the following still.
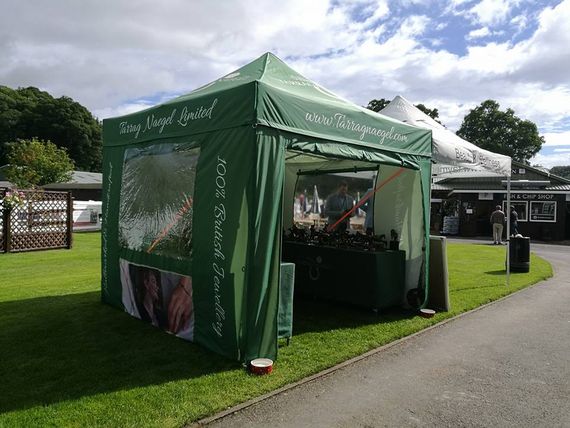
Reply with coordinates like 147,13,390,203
147,197,193,254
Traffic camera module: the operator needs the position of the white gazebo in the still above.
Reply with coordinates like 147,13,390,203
380,96,514,284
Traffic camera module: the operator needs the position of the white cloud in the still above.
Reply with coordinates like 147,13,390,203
0,0,568,164
467,27,491,39
531,151,570,168
358,0,391,27
93,101,160,121
543,131,570,147
468,0,519,26
466,27,506,40
530,131,570,168
428,38,444,47
398,15,431,38
0,0,370,111
510,14,528,31
445,0,474,12
398,0,429,6
509,1,570,86
435,22,448,31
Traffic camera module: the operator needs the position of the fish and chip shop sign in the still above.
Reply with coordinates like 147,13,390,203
499,192,562,226
504,193,556,201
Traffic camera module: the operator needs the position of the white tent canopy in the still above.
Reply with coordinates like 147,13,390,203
380,96,511,177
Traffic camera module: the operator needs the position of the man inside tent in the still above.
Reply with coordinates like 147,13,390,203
325,180,355,232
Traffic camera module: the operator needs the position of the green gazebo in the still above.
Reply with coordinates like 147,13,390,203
102,53,432,362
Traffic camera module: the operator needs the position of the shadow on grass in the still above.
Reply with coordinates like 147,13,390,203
451,284,505,292
291,296,416,335
484,269,507,275
0,291,404,414
484,269,529,276
0,291,236,414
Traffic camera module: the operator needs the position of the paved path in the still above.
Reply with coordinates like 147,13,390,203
205,243,570,427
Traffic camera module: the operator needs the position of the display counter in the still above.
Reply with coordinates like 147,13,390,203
282,242,405,310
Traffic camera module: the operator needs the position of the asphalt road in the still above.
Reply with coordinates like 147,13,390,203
205,243,570,428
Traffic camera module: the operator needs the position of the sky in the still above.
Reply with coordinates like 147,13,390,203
1,0,569,168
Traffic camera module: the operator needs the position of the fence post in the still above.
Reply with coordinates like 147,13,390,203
66,192,73,249
0,190,4,253
4,207,12,253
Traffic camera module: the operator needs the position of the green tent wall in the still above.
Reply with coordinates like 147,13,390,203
102,53,432,362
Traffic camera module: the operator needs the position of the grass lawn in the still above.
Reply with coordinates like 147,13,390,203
0,234,552,427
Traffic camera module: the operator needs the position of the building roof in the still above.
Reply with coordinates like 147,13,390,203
546,184,570,191
2,166,102,190
435,160,570,194
431,182,453,191
44,171,102,189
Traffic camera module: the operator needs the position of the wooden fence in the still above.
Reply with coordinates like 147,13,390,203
0,189,73,253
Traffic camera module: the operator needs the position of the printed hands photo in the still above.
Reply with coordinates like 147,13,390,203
168,276,192,333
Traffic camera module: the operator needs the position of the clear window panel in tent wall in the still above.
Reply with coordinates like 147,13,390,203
293,172,375,232
118,142,200,260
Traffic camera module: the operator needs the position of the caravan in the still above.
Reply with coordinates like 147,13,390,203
73,200,102,231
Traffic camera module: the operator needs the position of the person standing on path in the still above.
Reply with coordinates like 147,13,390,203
510,206,519,236
490,205,506,244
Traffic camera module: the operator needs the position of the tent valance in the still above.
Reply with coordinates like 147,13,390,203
103,60,431,161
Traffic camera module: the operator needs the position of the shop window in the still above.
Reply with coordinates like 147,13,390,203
502,201,528,222
529,201,557,222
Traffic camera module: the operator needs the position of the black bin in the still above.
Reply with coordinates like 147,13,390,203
509,236,530,273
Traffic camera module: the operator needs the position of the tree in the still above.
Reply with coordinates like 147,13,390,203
550,165,570,179
5,138,74,188
457,100,544,162
366,98,390,112
0,86,102,171
366,98,442,124
415,103,441,124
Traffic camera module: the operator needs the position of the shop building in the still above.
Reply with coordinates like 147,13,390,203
43,171,102,201
432,161,570,241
